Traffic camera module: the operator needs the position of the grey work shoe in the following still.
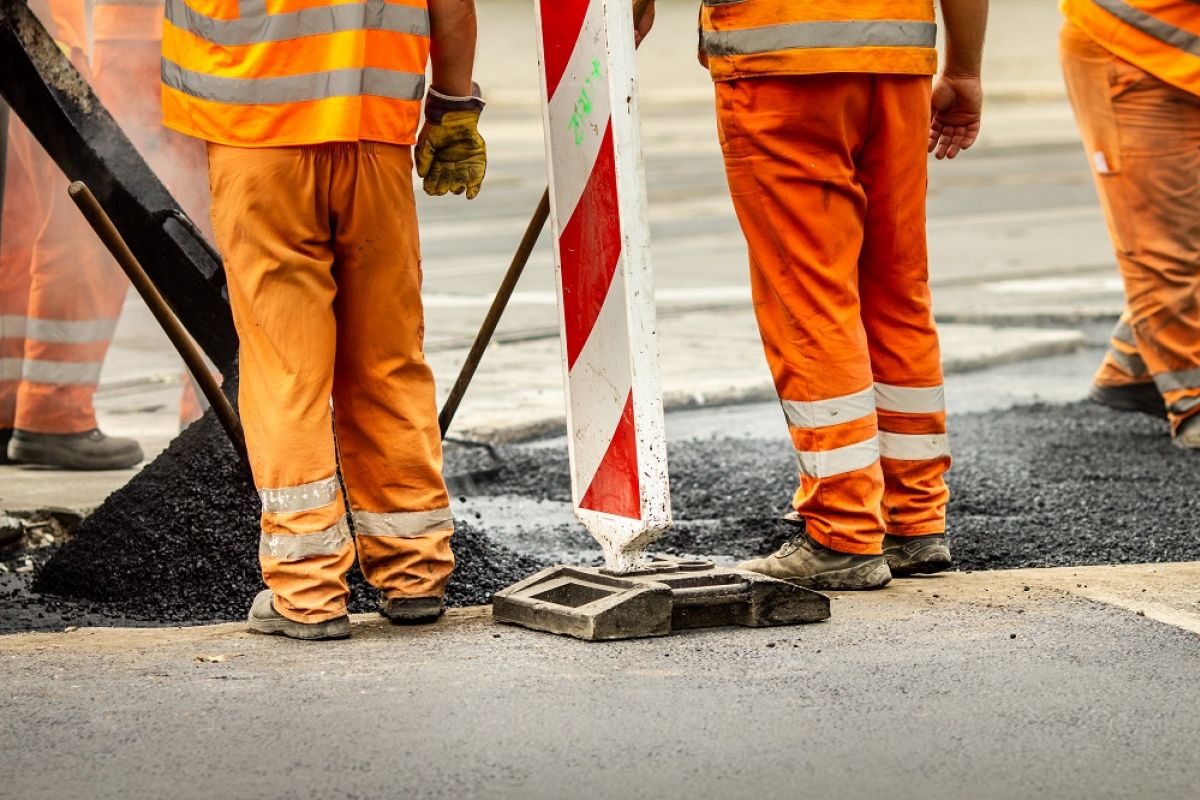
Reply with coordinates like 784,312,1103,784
7,428,143,470
883,534,953,576
1088,383,1168,420
379,594,445,625
1173,414,1200,450
247,590,350,641
738,533,891,591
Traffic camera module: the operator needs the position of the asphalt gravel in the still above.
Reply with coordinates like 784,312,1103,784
6,399,1197,634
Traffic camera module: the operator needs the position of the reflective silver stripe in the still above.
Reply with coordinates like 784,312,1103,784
701,20,937,57
1155,367,1200,393
259,475,340,514
1092,0,1200,56
1110,319,1135,347
796,437,879,479
1170,395,1200,415
161,60,426,106
0,358,21,381
781,387,874,430
355,507,454,538
25,318,118,344
874,383,945,415
21,359,104,385
96,0,163,6
1109,346,1148,378
0,315,27,339
166,0,429,48
259,519,351,560
879,432,951,461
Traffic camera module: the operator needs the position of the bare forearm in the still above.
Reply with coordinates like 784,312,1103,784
428,0,477,96
939,0,988,76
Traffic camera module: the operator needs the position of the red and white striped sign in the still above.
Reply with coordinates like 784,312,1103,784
535,0,671,572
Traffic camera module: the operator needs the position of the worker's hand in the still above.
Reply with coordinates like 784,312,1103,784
416,85,487,199
929,72,983,160
633,0,655,47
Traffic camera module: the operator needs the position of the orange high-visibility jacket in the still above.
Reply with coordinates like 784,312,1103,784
699,0,938,81
40,0,87,53
94,0,164,43
1061,0,1200,96
161,0,431,147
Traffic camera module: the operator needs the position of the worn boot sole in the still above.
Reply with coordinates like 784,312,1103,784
783,558,892,591
7,438,142,471
1173,417,1200,450
248,612,351,641
380,596,445,625
1088,384,1167,420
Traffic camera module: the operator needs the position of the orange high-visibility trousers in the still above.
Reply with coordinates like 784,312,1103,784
208,142,454,623
1060,22,1200,430
716,74,950,556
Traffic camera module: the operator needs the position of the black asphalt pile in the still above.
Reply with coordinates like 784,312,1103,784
33,411,545,623
450,402,1200,569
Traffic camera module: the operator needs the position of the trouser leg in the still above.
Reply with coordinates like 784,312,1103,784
0,120,41,429
858,75,951,536
329,143,454,600
1061,22,1200,430
716,74,885,556
208,143,352,624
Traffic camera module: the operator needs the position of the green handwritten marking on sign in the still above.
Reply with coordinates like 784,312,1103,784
568,58,605,146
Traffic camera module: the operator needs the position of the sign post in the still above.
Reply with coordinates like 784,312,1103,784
534,0,671,573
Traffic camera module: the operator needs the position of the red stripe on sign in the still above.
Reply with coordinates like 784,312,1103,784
579,392,641,519
540,0,591,98
559,122,621,369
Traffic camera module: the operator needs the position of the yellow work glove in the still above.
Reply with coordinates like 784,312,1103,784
416,85,487,200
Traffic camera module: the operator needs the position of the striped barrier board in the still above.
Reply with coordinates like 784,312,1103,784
535,0,671,572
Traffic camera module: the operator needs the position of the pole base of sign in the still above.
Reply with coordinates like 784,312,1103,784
492,556,830,641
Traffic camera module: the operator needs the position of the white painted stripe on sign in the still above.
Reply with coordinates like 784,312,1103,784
874,383,945,415
544,0,611,226
879,432,951,461
259,519,351,561
354,507,454,538
796,437,879,479
25,317,119,344
566,267,634,501
259,475,340,514
20,359,104,385
781,387,875,430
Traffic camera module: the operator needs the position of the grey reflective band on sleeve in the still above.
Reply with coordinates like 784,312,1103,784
1092,0,1200,56
795,437,880,479
259,475,340,514
781,388,875,430
162,60,426,105
259,520,351,561
166,0,429,48
1154,367,1200,393
874,383,946,415
19,359,104,385
354,507,454,538
701,20,937,57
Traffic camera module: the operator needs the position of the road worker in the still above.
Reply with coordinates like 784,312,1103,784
1059,1,1200,449
641,0,986,589
162,0,486,639
1,0,144,470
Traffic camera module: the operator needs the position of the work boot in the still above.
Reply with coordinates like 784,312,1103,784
0,430,12,465
1173,414,1200,450
738,533,891,590
1088,383,1167,419
883,534,953,576
247,590,350,641
7,429,143,470
379,594,445,625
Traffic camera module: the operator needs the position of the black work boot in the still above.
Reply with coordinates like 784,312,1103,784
1088,383,1167,419
738,532,891,590
247,590,350,641
0,429,12,465
7,428,144,470
883,534,953,576
1173,414,1200,450
379,594,445,625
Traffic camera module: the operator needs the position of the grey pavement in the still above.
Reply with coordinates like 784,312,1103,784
2,563,1198,800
